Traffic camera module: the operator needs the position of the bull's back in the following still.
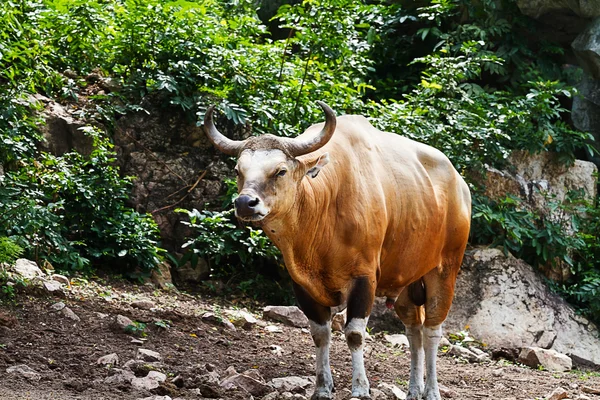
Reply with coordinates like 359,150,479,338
301,115,471,293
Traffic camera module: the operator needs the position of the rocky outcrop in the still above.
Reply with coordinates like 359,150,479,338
517,0,600,19
114,98,244,250
446,247,600,367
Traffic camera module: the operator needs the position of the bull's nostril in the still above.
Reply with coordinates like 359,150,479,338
248,197,259,207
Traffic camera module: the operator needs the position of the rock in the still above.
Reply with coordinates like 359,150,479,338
99,77,122,92
61,307,81,322
377,382,407,399
481,150,597,281
384,334,409,348
97,353,119,367
370,388,387,400
171,375,184,388
223,366,238,379
12,259,44,279
49,301,66,312
446,248,600,367
572,73,600,168
263,306,308,328
518,347,572,372
573,18,600,79
449,344,479,362
265,325,283,333
269,345,283,356
131,338,144,345
582,385,600,394
43,280,64,295
439,337,451,347
269,376,313,393
220,373,273,397
51,274,70,288
114,315,134,332
546,387,569,400
6,364,41,381
517,0,600,19
132,299,155,310
439,385,457,398
262,393,279,400
225,309,258,330
38,100,93,156
202,312,236,331
175,258,210,283
104,368,135,385
137,348,162,362
331,309,346,332
577,395,592,400
198,383,222,398
151,262,173,289
137,396,172,400
132,370,167,391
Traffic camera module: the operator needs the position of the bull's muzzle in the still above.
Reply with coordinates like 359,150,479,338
234,194,266,221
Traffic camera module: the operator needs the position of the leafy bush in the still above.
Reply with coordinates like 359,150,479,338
0,237,24,265
0,127,162,275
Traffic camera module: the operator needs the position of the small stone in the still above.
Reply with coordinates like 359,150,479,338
172,375,184,388
371,388,387,400
6,364,41,381
377,382,407,399
205,363,216,372
49,302,66,312
331,310,346,332
269,345,283,356
61,307,80,322
582,386,600,395
220,373,273,397
43,280,64,294
449,344,478,362
439,385,457,398
104,368,135,385
492,368,503,377
223,366,238,379
384,334,409,348
137,348,162,362
546,387,568,400
262,392,279,400
97,353,119,366
202,312,236,331
263,306,308,328
131,338,144,345
131,370,167,391
225,309,258,330
439,337,451,347
265,325,283,333
114,315,134,332
518,347,572,372
132,299,155,310
269,376,312,393
577,395,592,400
137,396,172,400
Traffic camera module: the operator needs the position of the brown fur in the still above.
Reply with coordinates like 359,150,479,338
231,115,471,329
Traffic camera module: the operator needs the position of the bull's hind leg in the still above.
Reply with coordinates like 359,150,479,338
344,276,376,399
394,282,426,400
420,257,463,400
293,283,334,400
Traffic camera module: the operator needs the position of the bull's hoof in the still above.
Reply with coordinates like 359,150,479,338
407,389,423,400
311,387,334,400
351,388,371,399
422,388,441,400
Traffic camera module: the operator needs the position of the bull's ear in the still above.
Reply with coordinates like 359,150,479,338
306,152,330,178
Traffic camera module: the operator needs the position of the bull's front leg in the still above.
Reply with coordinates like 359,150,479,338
345,276,376,399
293,283,334,400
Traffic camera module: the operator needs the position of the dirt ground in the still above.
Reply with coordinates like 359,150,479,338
0,278,599,400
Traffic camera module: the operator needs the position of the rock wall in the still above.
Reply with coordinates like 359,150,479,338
113,98,246,250
446,247,600,367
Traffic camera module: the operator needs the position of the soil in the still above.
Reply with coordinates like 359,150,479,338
0,278,599,400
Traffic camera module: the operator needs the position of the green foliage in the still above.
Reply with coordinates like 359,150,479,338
177,208,281,277
0,237,24,265
0,127,162,275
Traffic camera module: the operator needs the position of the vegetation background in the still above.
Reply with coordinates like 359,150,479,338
0,0,598,324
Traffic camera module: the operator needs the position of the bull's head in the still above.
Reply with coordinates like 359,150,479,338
203,101,336,223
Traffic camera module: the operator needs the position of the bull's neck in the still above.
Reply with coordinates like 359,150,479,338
262,174,335,263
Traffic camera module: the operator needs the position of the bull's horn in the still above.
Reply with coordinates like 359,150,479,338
285,101,337,157
203,105,246,156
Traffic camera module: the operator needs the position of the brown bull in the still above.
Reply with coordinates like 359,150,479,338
203,102,471,400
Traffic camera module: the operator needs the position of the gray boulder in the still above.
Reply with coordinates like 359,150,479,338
517,0,600,19
446,248,600,366
572,17,600,79
6,364,41,381
263,306,308,328
518,347,572,372
12,259,44,279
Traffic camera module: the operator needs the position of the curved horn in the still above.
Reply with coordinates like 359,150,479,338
284,101,337,157
203,105,246,156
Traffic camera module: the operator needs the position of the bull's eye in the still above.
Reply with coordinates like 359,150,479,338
275,169,287,178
